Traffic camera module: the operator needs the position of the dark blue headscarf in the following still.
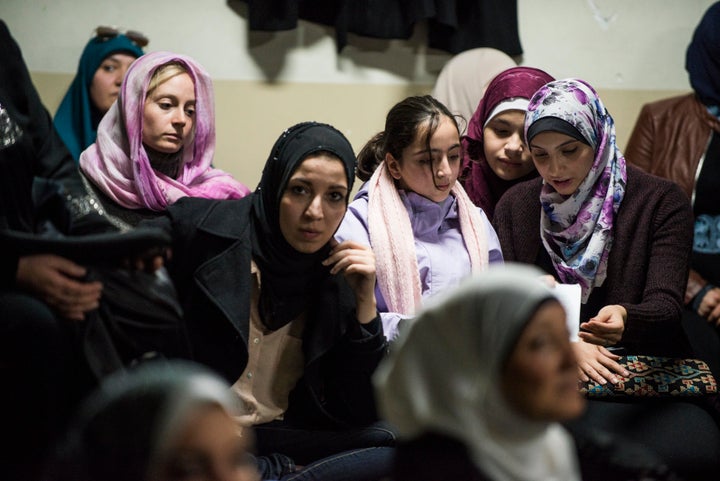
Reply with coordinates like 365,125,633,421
686,2,720,108
54,34,144,161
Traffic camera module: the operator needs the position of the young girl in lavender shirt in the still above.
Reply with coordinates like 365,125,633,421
335,95,503,341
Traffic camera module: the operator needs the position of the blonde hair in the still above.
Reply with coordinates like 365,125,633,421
146,61,188,96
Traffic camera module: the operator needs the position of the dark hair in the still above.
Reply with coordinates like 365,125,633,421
464,136,483,162
356,95,460,181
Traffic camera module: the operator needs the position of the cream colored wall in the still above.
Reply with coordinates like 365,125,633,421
597,89,688,150
210,81,429,187
31,72,429,187
31,70,686,187
8,0,715,187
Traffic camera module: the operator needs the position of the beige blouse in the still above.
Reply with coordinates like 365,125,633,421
232,261,306,427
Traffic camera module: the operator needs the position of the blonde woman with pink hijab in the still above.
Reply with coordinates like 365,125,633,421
79,51,250,228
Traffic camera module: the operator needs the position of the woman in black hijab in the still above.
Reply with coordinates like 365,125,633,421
147,121,394,480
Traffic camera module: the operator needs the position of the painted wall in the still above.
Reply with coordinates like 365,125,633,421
2,0,714,187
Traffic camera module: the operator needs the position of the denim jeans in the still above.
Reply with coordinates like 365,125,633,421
282,447,395,481
254,420,396,481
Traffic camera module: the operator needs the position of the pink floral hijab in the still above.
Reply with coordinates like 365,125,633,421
525,78,627,302
80,51,250,211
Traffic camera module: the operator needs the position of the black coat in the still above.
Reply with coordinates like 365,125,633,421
0,20,89,287
150,195,387,428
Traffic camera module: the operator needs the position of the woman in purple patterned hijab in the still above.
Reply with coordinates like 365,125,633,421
461,66,554,220
494,77,694,387
525,78,627,304
80,51,250,219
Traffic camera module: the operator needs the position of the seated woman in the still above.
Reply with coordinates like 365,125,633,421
494,78,720,479
79,51,250,229
0,20,110,481
335,95,503,341
375,264,680,481
55,26,147,161
625,2,720,377
461,66,555,220
495,78,693,379
52,361,261,481
144,122,394,480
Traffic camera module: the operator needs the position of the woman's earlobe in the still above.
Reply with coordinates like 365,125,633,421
385,153,403,180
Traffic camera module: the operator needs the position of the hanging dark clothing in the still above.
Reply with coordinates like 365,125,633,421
238,0,522,55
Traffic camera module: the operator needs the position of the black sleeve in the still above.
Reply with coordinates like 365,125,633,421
321,310,388,426
0,21,82,189
0,20,85,287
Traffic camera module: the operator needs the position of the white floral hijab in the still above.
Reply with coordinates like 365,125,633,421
525,79,627,302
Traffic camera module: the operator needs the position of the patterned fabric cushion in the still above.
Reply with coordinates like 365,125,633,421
580,355,717,398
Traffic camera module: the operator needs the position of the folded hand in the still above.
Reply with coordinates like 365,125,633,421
573,340,629,385
16,254,103,321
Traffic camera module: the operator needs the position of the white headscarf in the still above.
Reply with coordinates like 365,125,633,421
56,361,247,481
432,48,517,126
375,264,581,481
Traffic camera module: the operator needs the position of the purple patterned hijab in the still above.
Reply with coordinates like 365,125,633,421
461,66,555,219
525,78,627,302
80,51,250,211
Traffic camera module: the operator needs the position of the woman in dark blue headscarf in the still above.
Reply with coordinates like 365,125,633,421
54,28,146,161
626,2,720,378
686,2,720,109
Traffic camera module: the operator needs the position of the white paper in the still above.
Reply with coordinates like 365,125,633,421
552,284,582,342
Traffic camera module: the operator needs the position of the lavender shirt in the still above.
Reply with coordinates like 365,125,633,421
335,183,504,341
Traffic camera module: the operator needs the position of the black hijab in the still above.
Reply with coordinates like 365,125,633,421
251,122,356,329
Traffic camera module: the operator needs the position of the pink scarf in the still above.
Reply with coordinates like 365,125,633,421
80,51,250,211
368,162,489,315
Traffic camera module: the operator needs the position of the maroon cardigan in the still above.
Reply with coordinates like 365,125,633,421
493,165,694,355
